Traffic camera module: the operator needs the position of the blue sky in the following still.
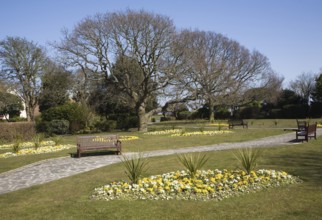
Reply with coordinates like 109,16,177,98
1,0,321,87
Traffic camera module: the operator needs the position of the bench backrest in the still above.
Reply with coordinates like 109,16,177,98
77,135,120,148
229,119,245,125
307,123,317,133
297,120,307,131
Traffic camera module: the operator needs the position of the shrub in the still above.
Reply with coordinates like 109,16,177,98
0,122,35,143
94,119,117,132
160,116,175,122
177,111,192,120
177,153,209,179
35,120,49,133
128,116,139,129
41,103,87,133
109,114,138,130
47,120,70,135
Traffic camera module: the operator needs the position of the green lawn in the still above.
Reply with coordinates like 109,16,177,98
0,119,322,219
1,137,322,219
0,127,285,174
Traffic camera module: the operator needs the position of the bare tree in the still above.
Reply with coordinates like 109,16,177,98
289,72,316,105
109,10,177,131
173,30,272,121
53,13,112,103
0,37,47,121
230,71,284,110
55,10,177,131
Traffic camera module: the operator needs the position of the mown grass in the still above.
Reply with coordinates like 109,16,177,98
0,136,322,219
0,127,284,174
150,118,322,129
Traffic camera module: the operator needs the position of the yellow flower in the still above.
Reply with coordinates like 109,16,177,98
207,188,215,193
215,173,223,180
119,136,139,141
202,189,208,194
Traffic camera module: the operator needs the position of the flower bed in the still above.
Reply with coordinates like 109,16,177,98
92,169,301,201
0,144,75,158
144,129,232,137
119,136,139,141
171,130,232,137
208,123,229,127
0,141,55,150
144,129,182,135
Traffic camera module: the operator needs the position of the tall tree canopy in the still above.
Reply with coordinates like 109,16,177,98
0,36,47,121
38,61,72,112
312,73,322,102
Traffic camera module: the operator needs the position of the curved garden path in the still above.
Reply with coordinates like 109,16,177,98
1,129,321,195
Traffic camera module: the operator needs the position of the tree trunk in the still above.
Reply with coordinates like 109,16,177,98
25,105,31,122
27,106,35,122
208,98,215,123
137,103,148,132
25,101,35,122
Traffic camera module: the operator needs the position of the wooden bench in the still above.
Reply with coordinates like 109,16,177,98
228,119,248,129
296,122,317,142
76,135,122,158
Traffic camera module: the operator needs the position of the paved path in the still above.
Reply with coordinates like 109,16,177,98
1,130,321,195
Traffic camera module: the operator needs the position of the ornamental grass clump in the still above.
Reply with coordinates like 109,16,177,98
177,153,209,178
12,139,21,153
121,153,149,184
32,133,45,150
199,124,205,133
51,135,63,146
234,147,263,174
